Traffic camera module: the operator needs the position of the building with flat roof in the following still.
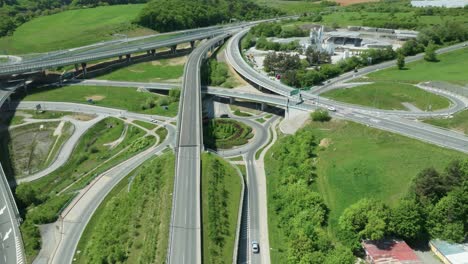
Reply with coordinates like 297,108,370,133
430,240,468,264
362,239,423,264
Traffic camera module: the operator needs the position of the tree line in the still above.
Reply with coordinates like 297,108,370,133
266,128,355,263
338,160,467,253
136,0,282,33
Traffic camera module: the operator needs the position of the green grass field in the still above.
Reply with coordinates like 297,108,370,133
309,120,464,233
265,119,465,261
365,48,468,86
0,5,150,54
132,120,157,130
20,85,178,117
74,153,174,264
202,153,242,264
424,109,468,135
254,0,322,14
97,57,185,82
322,82,450,111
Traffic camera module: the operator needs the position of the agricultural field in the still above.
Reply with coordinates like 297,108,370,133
74,153,174,264
364,48,468,86
322,82,450,111
0,5,151,54
20,85,178,117
203,118,254,150
97,57,186,83
201,153,242,264
265,119,464,262
0,121,73,179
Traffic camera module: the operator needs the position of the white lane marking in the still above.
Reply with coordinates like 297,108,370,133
0,205,6,215
3,228,12,241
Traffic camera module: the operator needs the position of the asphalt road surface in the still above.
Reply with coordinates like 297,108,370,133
168,35,228,264
0,164,23,264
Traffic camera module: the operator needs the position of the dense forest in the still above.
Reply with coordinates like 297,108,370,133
136,0,282,32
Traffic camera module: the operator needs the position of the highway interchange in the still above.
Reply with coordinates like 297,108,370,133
0,19,467,264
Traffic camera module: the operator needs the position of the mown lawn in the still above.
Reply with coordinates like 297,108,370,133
74,153,174,264
365,48,468,86
322,82,450,111
0,5,150,54
308,120,464,233
202,153,242,264
97,57,186,82
424,109,468,135
21,85,178,117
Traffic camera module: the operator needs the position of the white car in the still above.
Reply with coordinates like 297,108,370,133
327,106,337,112
252,241,259,254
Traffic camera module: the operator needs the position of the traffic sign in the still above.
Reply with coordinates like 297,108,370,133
290,89,300,96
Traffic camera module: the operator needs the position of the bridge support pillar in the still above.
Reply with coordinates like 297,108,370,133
151,49,156,56
126,54,131,62
190,41,195,50
119,55,123,61
74,64,80,75
260,103,266,111
81,63,87,77
229,97,235,104
146,50,151,55
170,45,177,54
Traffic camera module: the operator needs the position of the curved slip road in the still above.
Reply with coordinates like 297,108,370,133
226,29,468,118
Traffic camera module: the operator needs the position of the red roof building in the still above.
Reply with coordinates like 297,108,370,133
362,239,423,264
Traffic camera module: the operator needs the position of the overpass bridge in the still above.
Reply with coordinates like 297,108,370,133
167,35,230,264
0,86,26,264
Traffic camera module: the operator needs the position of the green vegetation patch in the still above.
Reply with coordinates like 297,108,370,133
201,153,242,264
424,109,468,135
203,119,253,150
205,60,241,88
75,153,175,264
0,5,148,54
265,119,464,262
14,118,156,260
365,48,468,86
97,57,185,82
322,82,450,111
21,85,178,117
307,120,464,233
132,120,157,130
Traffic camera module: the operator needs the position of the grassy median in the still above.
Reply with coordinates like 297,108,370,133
74,153,174,263
323,82,450,111
424,109,468,135
21,85,178,117
97,57,185,83
202,153,242,264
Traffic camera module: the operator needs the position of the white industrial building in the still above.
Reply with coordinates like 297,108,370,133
411,0,468,8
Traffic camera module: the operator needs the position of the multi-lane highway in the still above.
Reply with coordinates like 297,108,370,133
0,84,26,264
168,35,228,264
0,164,24,264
